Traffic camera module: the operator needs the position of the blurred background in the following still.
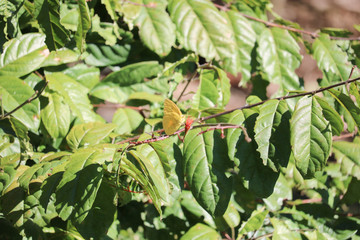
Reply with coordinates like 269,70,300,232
224,0,360,109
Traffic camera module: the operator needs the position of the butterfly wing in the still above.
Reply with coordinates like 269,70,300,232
163,99,183,135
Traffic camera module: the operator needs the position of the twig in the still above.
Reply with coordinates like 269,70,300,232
333,132,356,141
223,232,232,240
284,198,322,206
120,123,248,147
200,76,360,122
1,80,49,119
177,71,198,102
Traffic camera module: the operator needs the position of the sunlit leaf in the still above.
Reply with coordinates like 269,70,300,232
84,43,130,67
290,96,332,178
257,28,302,94
238,208,268,238
66,122,116,150
134,0,175,56
333,140,360,180
41,92,70,139
34,0,69,50
0,76,40,132
75,0,91,52
168,0,237,74
313,34,355,82
254,99,291,171
192,68,230,110
0,33,47,77
223,10,256,84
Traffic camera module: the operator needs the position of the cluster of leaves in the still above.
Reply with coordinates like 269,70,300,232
1,0,360,239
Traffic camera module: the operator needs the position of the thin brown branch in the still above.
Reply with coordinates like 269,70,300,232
222,232,232,240
119,123,247,147
200,76,360,122
1,80,49,119
284,198,322,206
34,71,44,80
177,71,198,102
333,132,356,141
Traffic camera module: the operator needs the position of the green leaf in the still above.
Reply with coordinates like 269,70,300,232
183,128,233,216
135,140,171,204
238,208,268,239
226,110,245,161
235,108,279,198
100,0,119,21
102,61,163,85
118,0,142,24
34,0,69,50
328,89,360,131
90,82,127,103
0,164,17,194
125,151,163,214
263,173,292,211
181,223,220,240
150,138,183,202
128,92,163,103
74,181,116,239
162,53,198,76
55,148,115,221
270,218,302,240
18,159,64,191
63,63,100,90
257,28,302,94
214,199,241,230
112,108,143,134
0,33,47,77
46,72,100,123
192,68,230,110
134,0,175,56
349,82,360,107
0,0,23,45
90,15,117,46
41,92,70,139
312,34,354,82
66,122,116,150
223,10,256,83
0,76,40,132
0,134,20,158
75,0,91,52
168,0,237,73
290,96,332,178
315,96,344,136
60,6,78,31
0,165,28,228
180,190,216,228
84,43,131,67
40,49,79,67
254,99,291,171
332,140,360,180
9,117,32,152
341,177,360,205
